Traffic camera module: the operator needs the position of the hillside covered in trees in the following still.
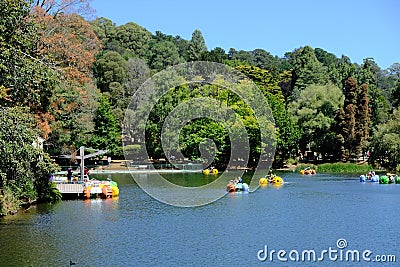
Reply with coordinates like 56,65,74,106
1,0,400,213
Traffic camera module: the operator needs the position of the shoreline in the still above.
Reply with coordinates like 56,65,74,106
55,169,202,175
56,161,388,175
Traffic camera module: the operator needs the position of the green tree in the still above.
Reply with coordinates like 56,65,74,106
124,57,150,99
115,22,153,58
251,49,280,76
201,47,228,63
289,84,344,156
148,40,182,70
179,118,229,165
228,49,255,66
333,55,357,89
91,17,117,48
90,95,121,156
358,58,378,85
314,48,339,67
358,58,389,128
392,81,400,108
174,35,191,61
188,29,207,61
235,65,284,102
0,0,56,113
289,46,327,101
370,107,400,171
94,51,128,93
265,93,300,166
369,86,390,127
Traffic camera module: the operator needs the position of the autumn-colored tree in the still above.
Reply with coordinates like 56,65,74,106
335,78,357,161
33,10,100,83
31,0,93,17
354,83,371,156
334,77,370,161
31,1,101,142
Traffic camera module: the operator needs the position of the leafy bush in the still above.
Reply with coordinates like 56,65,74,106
0,108,60,215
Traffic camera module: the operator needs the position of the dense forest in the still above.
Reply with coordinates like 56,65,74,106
1,0,400,214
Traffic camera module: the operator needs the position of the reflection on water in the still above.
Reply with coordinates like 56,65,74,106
1,172,400,266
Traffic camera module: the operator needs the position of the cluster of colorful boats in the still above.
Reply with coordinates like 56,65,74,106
360,173,400,184
82,179,119,199
299,168,317,175
225,175,285,192
226,177,249,192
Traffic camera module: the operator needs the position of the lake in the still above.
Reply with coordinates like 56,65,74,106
1,171,399,266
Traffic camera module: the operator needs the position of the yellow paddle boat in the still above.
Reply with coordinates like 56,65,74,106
259,176,284,185
203,168,218,175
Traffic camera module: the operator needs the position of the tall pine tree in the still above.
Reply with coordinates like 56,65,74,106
188,29,207,61
354,83,371,156
334,77,370,161
335,77,357,161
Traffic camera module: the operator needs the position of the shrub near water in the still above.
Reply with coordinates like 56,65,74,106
317,163,372,173
0,108,60,216
297,162,373,173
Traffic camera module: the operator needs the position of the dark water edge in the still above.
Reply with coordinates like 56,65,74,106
1,171,399,266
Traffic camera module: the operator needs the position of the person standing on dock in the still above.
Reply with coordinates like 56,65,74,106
67,167,73,181
84,167,90,179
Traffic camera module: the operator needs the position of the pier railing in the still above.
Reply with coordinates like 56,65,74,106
55,183,84,194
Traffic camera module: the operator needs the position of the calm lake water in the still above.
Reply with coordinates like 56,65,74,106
1,171,399,266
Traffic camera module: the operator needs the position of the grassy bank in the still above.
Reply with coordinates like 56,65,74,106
296,162,374,173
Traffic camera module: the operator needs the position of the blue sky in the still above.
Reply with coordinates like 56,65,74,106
91,0,399,69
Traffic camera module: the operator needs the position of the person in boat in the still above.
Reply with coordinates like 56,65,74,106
266,168,275,182
387,173,395,183
238,176,243,183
